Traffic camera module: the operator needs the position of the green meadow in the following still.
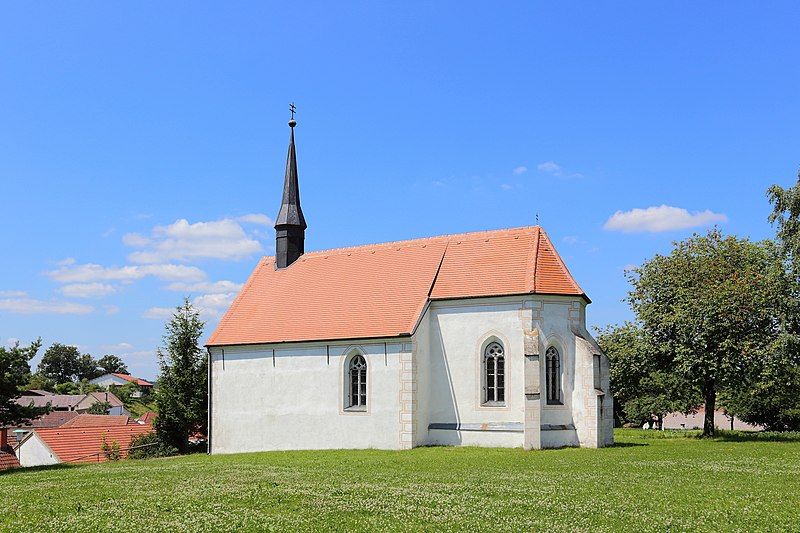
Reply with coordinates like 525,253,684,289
2,429,799,532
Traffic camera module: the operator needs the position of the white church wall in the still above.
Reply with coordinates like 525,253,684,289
210,341,406,453
412,307,431,448
417,295,610,449
420,297,527,448
209,295,612,454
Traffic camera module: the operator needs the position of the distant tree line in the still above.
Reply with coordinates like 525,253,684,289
1,298,207,457
600,171,800,436
0,338,139,426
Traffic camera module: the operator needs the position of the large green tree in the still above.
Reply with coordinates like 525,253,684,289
1,339,50,426
724,173,800,430
38,343,99,383
597,323,700,428
155,299,207,453
628,229,790,437
768,170,800,270
97,354,128,375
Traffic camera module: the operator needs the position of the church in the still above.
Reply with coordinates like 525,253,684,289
206,115,614,452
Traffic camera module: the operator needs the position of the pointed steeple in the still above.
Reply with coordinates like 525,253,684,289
275,105,307,268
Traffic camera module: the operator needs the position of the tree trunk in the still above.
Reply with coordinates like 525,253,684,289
657,414,663,431
703,380,716,437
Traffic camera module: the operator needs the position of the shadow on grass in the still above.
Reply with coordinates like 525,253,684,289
0,462,74,476
709,430,800,443
609,442,648,448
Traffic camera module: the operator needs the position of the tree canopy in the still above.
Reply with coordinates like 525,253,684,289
154,298,207,453
0,339,50,426
97,354,128,375
768,170,800,270
38,343,100,383
597,323,700,428
627,229,791,436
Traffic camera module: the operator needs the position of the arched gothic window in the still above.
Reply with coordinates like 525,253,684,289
483,342,505,404
546,346,562,405
348,354,367,409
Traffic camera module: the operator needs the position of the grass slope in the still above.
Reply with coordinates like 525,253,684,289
1,430,799,532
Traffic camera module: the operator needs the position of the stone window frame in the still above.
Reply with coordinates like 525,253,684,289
477,334,509,408
545,345,563,406
343,348,369,413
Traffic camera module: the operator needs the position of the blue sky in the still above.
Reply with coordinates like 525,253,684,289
1,2,798,379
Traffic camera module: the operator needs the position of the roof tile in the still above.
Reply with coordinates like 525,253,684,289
33,425,153,464
208,226,584,346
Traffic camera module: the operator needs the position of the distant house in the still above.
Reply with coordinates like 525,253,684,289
15,424,153,467
77,392,128,416
655,409,763,431
60,414,137,428
89,373,153,397
14,391,128,416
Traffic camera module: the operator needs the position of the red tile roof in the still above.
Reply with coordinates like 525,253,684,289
110,373,153,387
0,450,19,471
28,411,80,428
208,226,585,346
138,412,157,425
32,424,153,464
60,415,133,428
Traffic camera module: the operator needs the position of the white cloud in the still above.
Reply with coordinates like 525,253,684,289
0,290,28,298
237,213,273,226
537,161,562,173
0,297,93,315
563,236,579,245
100,342,134,352
536,161,583,179
46,263,206,283
122,233,151,247
512,166,528,175
5,338,20,347
58,283,117,298
104,305,120,315
144,288,238,322
193,292,237,320
125,218,263,263
166,280,243,294
500,184,513,191
603,205,728,233
623,264,638,273
143,307,174,320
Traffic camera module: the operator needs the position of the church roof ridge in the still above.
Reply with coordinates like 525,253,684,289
207,223,586,347
261,225,543,262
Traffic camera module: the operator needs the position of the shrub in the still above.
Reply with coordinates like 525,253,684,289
101,435,121,461
128,432,178,459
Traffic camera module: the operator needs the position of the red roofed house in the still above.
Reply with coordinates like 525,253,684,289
89,373,154,398
14,424,153,467
206,116,613,453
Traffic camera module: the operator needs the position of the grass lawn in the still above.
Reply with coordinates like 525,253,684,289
1,429,799,532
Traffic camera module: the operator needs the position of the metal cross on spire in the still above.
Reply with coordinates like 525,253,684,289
289,102,296,120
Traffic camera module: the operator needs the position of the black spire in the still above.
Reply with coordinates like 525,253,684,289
274,104,307,268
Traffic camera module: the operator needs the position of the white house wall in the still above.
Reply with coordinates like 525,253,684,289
210,342,407,453
17,433,59,467
89,375,129,388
